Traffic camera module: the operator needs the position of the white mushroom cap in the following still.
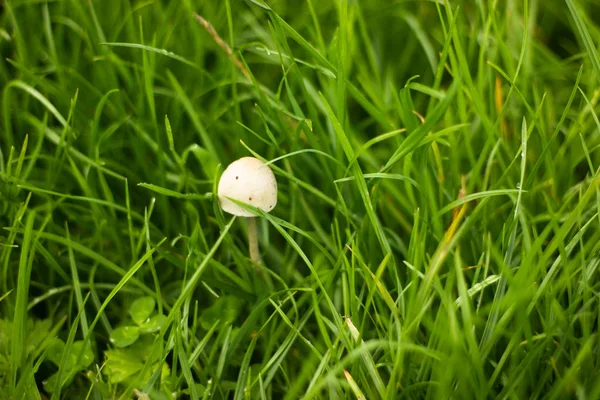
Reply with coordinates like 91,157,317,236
217,157,278,217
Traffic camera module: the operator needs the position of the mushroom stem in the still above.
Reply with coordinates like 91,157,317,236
247,217,260,264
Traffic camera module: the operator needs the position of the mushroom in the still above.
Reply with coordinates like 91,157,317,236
217,157,277,264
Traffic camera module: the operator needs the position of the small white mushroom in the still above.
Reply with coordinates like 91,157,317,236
217,157,277,263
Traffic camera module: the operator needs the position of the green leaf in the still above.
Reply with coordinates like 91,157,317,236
0,290,12,304
85,370,112,398
43,354,86,393
110,326,140,347
143,366,173,399
71,340,94,368
183,145,218,180
137,183,211,200
43,373,60,393
129,296,156,325
165,115,175,152
200,296,243,330
103,337,170,387
46,338,65,366
103,348,144,383
100,42,202,71
46,339,93,370
139,314,167,334
25,318,53,356
319,91,392,266
344,370,367,400
565,0,600,83
128,334,163,364
184,384,207,396
382,75,461,171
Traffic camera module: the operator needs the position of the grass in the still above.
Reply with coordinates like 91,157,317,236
1,0,600,398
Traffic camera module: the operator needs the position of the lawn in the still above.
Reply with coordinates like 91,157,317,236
1,0,600,398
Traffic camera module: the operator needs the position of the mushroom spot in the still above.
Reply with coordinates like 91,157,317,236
235,176,239,180
249,197,252,201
